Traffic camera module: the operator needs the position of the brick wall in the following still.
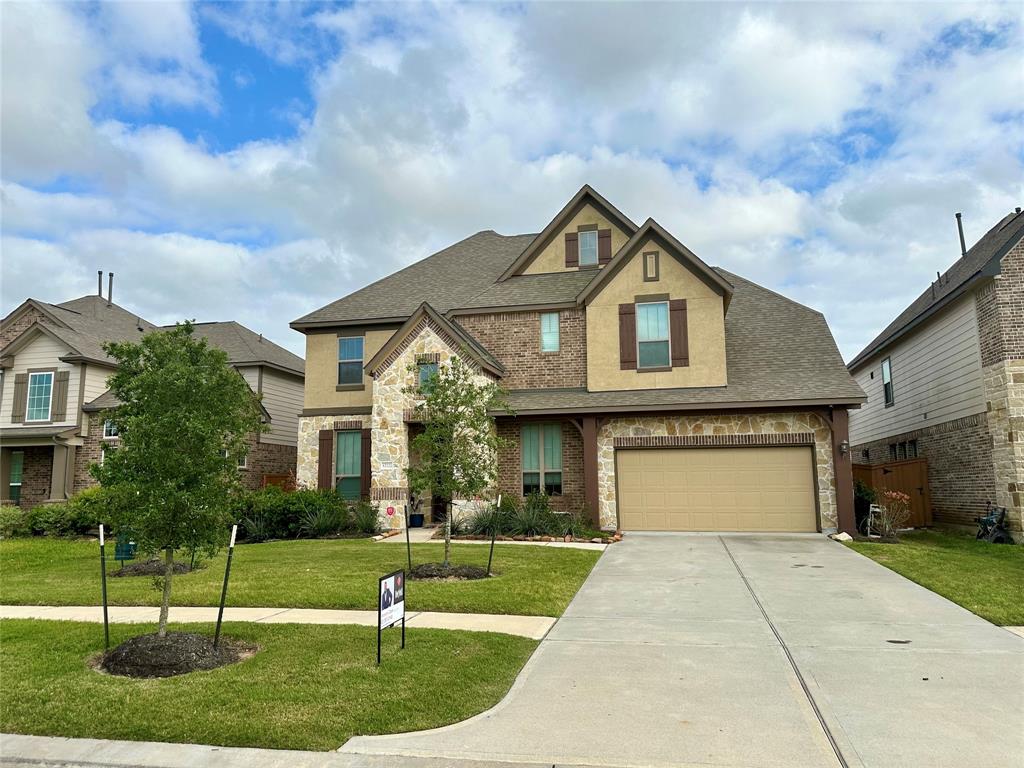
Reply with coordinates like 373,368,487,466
496,419,584,513
0,305,47,349
977,237,1024,368
852,413,998,529
18,446,53,508
72,414,107,493
457,309,586,389
241,436,297,490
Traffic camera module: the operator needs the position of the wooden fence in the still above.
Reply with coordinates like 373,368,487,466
853,459,932,528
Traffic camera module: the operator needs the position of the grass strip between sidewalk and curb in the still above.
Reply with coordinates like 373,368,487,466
0,619,538,751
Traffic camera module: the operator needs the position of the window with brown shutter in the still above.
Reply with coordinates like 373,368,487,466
618,303,637,370
51,370,71,422
670,299,689,367
597,229,612,264
317,429,334,489
11,373,28,423
565,232,579,268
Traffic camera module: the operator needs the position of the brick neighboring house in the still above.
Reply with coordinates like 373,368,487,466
290,186,865,533
0,282,305,509
847,208,1024,534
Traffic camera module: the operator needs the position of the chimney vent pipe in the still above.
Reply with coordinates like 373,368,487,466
955,212,966,257
97,271,103,297
107,272,114,307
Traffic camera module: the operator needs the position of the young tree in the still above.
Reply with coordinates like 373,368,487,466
93,322,264,637
406,355,508,567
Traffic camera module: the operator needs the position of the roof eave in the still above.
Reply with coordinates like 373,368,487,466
492,395,866,417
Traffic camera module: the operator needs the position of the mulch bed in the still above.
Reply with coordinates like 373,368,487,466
97,632,257,678
110,559,195,578
447,533,620,544
409,563,491,581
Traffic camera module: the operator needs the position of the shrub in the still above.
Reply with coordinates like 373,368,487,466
298,503,345,538
466,503,509,536
351,500,380,535
17,488,108,537
507,493,559,537
561,509,596,539
0,505,25,538
876,489,912,540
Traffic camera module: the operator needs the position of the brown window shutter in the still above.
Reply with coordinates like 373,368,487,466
618,303,637,370
51,370,71,421
317,429,334,490
360,428,372,499
11,373,28,423
565,232,579,267
670,299,689,367
598,229,612,264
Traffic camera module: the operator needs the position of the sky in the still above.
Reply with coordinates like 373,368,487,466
1,1,1022,361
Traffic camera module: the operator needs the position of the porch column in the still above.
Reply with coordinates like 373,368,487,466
582,416,600,526
830,408,855,535
49,444,75,501
0,448,10,501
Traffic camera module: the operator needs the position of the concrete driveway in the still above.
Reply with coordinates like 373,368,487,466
342,534,1023,768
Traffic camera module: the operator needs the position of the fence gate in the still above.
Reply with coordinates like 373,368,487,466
853,459,932,527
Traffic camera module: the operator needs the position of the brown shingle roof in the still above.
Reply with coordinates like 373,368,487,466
179,321,304,376
290,231,538,328
502,269,865,412
848,209,1024,369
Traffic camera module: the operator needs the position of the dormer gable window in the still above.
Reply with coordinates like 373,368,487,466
579,230,598,266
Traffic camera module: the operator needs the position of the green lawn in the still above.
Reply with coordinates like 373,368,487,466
0,619,535,750
847,530,1024,626
0,538,600,616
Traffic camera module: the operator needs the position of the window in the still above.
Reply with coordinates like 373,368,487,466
220,448,246,469
337,337,364,386
9,450,23,505
881,357,894,406
897,442,907,461
26,371,54,421
636,302,670,369
540,312,560,352
521,424,562,496
335,430,362,500
643,251,660,281
418,361,439,393
578,230,598,266
102,420,119,440
908,439,918,459
888,443,897,461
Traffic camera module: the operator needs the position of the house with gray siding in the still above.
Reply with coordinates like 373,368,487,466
848,208,1024,534
0,278,304,509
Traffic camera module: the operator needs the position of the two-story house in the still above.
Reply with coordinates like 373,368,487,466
848,208,1024,534
0,277,305,508
291,186,865,533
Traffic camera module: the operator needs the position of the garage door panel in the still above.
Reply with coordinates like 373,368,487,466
617,447,817,532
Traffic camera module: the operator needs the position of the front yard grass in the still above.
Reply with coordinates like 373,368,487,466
847,530,1024,626
0,619,536,750
0,538,600,616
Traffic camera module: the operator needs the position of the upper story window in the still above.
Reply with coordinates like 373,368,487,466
636,302,670,369
102,420,119,440
521,423,562,496
338,337,364,386
26,371,54,421
881,357,894,406
418,361,439,393
540,312,560,352
578,230,598,266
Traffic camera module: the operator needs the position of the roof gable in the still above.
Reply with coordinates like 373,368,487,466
0,321,81,361
365,303,505,378
576,218,734,307
499,185,639,280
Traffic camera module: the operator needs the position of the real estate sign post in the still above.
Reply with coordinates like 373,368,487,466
377,569,406,665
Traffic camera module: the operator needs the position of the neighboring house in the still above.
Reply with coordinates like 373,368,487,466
291,186,864,533
848,208,1024,534
0,281,305,509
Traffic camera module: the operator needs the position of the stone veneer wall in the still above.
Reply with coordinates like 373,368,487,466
0,304,47,348
851,413,996,529
496,420,585,513
296,414,371,490
597,412,836,531
456,309,586,389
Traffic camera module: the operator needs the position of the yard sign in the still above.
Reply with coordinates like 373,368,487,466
377,569,406,664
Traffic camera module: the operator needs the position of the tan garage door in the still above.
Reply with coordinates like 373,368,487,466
616,447,817,532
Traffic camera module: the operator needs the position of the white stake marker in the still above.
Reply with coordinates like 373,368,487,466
99,523,105,546
229,524,238,548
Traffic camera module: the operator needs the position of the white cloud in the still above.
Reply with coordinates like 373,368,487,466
1,1,1021,362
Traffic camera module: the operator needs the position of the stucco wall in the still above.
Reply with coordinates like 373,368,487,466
596,412,836,531
522,202,631,275
586,238,728,391
302,327,397,410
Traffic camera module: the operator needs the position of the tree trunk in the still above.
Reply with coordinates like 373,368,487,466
443,503,452,568
157,546,174,637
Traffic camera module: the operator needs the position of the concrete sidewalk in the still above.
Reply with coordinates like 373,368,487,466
0,605,555,639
